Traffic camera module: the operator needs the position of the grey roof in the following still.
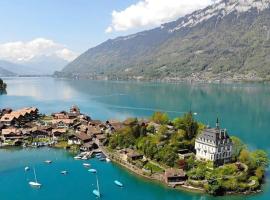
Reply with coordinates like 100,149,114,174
197,127,231,143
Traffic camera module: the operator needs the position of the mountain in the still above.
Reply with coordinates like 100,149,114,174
0,60,39,76
0,56,68,76
0,66,16,77
25,55,68,75
61,0,270,82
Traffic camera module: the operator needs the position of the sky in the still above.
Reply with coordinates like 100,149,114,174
0,0,213,63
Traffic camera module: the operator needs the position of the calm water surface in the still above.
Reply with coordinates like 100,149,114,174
0,77,269,200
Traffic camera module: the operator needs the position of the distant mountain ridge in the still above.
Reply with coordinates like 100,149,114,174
0,56,68,76
61,0,270,82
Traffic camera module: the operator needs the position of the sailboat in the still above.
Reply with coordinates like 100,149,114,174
29,167,42,188
92,174,101,198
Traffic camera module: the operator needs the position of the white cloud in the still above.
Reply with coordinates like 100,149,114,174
106,0,213,33
0,38,78,63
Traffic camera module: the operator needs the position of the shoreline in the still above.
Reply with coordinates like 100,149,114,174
100,146,262,196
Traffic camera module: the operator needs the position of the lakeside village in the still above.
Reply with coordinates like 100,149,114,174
0,106,268,196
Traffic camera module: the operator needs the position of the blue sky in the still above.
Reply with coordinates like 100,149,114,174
0,0,212,63
0,0,138,52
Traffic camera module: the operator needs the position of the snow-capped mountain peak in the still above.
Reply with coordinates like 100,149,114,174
169,0,270,32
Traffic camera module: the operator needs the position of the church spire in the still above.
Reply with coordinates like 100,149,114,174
216,117,220,129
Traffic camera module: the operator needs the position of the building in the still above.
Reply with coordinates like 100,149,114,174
1,128,24,142
177,149,194,160
0,107,38,126
164,168,186,185
68,132,92,145
195,119,233,166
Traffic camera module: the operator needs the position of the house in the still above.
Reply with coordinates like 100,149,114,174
51,118,76,128
1,128,24,142
0,107,39,126
87,126,102,136
70,105,80,115
0,114,17,126
80,141,98,151
51,129,66,141
52,111,69,119
95,134,106,146
120,149,143,161
177,149,194,160
68,132,92,145
30,127,49,138
195,119,233,166
164,168,186,185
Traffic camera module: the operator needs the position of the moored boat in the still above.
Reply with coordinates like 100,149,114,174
93,189,100,198
24,166,30,171
44,160,52,164
114,180,123,187
61,170,68,175
29,168,42,188
74,156,81,160
88,169,97,173
83,163,91,167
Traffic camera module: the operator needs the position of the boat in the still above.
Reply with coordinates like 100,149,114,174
44,160,52,164
98,157,106,161
29,168,42,188
60,170,68,175
24,166,30,171
92,174,101,198
81,156,88,160
83,163,91,167
74,156,81,160
114,180,123,187
88,169,97,173
93,189,100,198
106,158,111,162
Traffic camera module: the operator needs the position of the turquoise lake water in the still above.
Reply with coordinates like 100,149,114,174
0,77,270,200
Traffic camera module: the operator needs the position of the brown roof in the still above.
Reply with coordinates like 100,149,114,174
51,118,75,125
0,107,38,122
1,128,22,135
52,129,67,134
165,168,186,178
74,132,92,141
87,126,102,135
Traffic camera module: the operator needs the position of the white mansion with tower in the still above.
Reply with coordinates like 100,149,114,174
195,119,233,166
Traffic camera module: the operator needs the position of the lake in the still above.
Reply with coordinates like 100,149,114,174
0,77,269,200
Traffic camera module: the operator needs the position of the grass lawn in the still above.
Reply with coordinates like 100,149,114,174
144,162,164,173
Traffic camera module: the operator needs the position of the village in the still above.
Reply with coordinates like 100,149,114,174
0,106,268,196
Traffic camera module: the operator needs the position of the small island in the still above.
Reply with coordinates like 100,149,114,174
0,78,7,94
0,106,268,196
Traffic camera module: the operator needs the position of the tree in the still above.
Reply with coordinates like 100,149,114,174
146,124,155,133
239,149,250,164
151,112,169,124
231,136,247,160
255,167,264,181
0,79,7,94
251,150,269,168
173,112,198,139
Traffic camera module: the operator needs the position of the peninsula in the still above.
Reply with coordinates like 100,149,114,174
0,79,7,94
0,106,268,196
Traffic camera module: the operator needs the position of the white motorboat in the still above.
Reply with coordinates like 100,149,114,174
106,158,111,162
24,166,30,171
61,170,68,175
83,163,91,167
44,160,52,164
74,156,81,160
